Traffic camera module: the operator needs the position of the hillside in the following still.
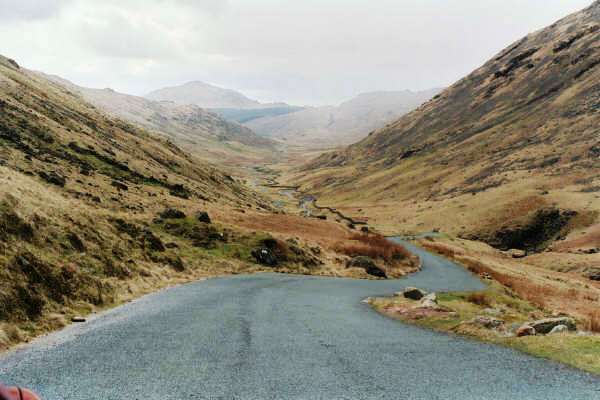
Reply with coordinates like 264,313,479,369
246,89,441,148
40,75,277,166
0,56,311,348
293,2,600,256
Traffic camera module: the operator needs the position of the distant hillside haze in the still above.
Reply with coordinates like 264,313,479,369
245,89,443,147
145,80,287,110
39,75,277,165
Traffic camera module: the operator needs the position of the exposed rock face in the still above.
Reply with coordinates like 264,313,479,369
346,256,387,278
529,317,576,334
480,209,577,252
402,287,427,300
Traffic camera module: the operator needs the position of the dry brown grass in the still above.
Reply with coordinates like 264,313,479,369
334,233,412,263
466,293,491,307
585,311,600,333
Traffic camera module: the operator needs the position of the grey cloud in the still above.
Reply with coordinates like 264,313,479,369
0,0,71,21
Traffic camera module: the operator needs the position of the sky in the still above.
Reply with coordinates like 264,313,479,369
0,0,593,105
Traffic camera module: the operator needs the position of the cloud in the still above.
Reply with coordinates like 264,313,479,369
0,0,593,105
0,0,71,21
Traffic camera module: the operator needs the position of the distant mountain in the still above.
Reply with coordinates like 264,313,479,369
40,75,276,165
245,89,442,148
146,81,287,110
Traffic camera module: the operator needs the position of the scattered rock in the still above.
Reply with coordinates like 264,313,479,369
71,316,86,323
516,325,536,337
507,249,527,258
252,247,278,267
38,171,66,187
160,208,186,219
482,308,504,317
142,230,165,252
111,180,128,191
66,232,86,252
588,272,600,281
548,325,569,335
346,256,387,278
529,317,576,334
470,316,505,329
360,226,369,233
403,287,428,300
196,211,211,224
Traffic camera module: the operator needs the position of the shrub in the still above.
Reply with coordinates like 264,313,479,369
335,234,411,264
467,293,491,307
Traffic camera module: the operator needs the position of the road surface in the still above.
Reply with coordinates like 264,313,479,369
1,239,599,399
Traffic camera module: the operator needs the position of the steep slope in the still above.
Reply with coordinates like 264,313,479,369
246,89,441,148
146,80,288,110
40,75,277,166
0,55,276,346
294,2,600,248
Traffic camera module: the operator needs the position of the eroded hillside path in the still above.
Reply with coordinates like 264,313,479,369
1,238,599,399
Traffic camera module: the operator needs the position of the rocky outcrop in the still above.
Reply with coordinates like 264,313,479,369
528,317,576,334
402,287,427,300
469,316,505,329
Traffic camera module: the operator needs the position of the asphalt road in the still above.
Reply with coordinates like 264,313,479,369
1,239,599,399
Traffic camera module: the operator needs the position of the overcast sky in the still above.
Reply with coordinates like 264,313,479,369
0,0,593,105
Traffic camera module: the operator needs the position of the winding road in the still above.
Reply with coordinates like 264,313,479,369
1,239,599,399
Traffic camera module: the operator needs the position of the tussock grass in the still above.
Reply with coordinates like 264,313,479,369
334,233,411,263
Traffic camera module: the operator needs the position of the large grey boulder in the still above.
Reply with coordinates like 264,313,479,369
529,317,576,334
548,325,569,335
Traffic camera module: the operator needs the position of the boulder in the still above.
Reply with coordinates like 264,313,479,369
516,325,536,337
347,256,387,278
548,325,569,335
422,293,437,303
252,247,278,267
160,208,187,219
470,316,504,329
418,299,439,309
507,249,527,258
196,211,212,224
403,287,428,300
71,316,86,323
529,317,576,334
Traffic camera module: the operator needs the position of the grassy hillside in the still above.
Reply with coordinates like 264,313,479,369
293,2,600,254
